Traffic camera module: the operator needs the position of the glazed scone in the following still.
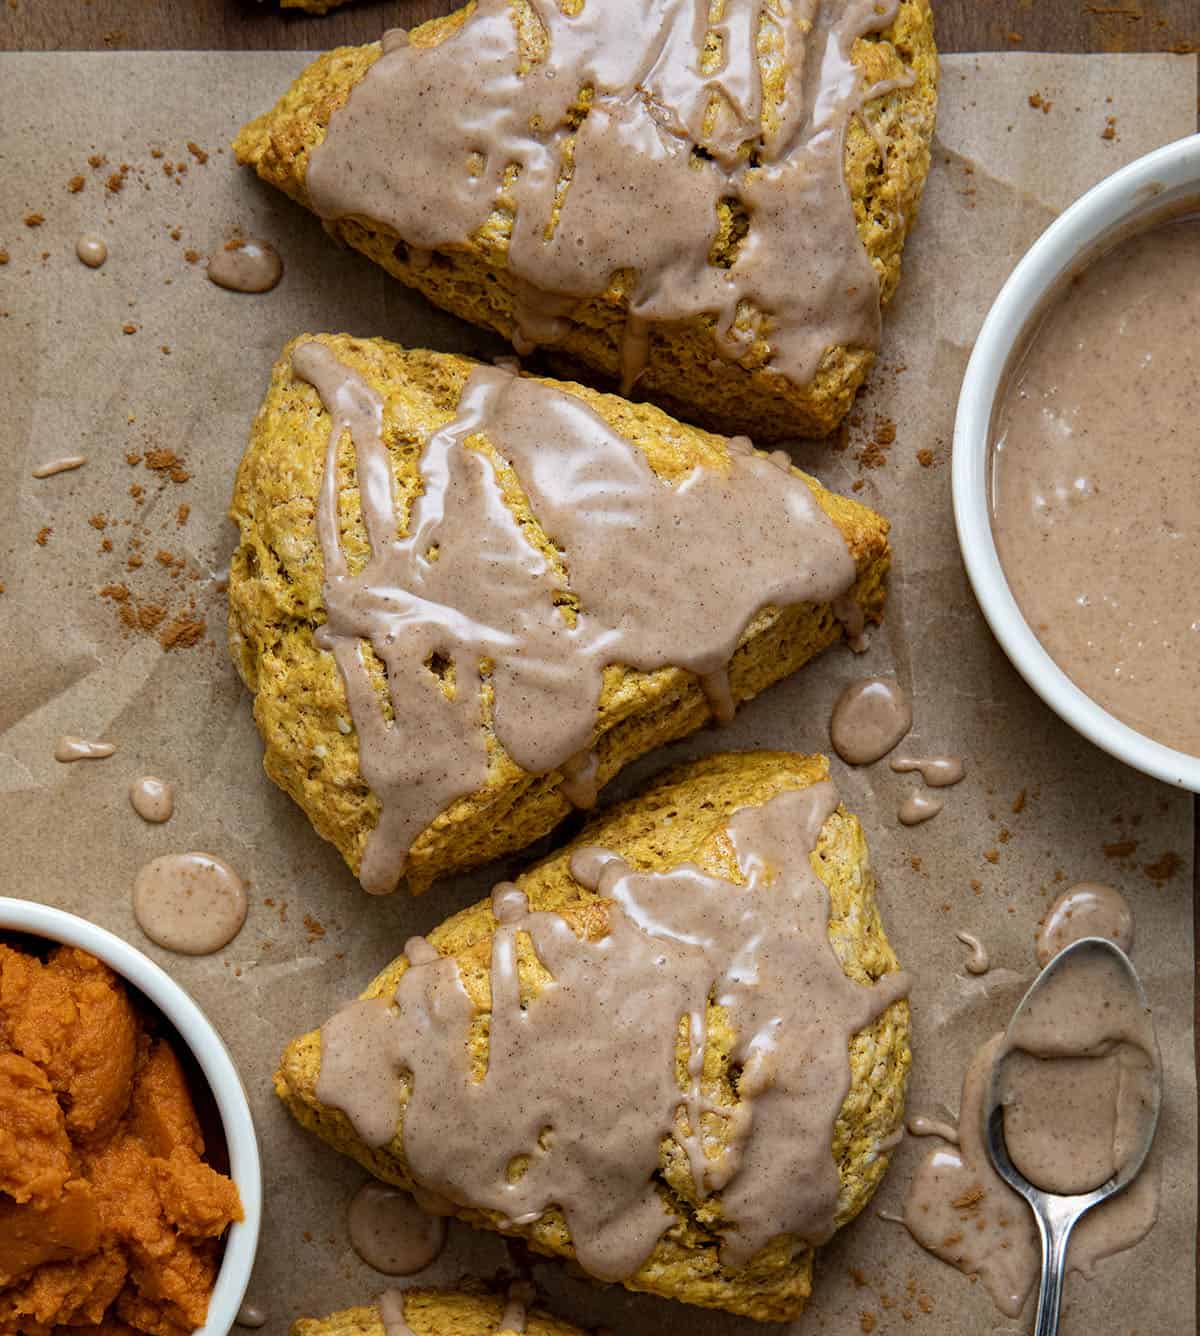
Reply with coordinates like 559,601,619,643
292,1290,583,1336
233,1,938,441
228,334,891,894
275,751,911,1322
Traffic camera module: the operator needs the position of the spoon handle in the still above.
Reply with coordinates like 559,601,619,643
1032,1202,1076,1336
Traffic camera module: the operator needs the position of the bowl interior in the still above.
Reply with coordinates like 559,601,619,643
953,133,1200,791
0,899,261,1336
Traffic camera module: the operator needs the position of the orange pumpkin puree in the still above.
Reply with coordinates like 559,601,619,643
0,944,243,1335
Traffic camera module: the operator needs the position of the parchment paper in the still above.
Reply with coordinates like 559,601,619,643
0,50,1195,1336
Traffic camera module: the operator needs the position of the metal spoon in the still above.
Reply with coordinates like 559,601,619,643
981,937,1161,1336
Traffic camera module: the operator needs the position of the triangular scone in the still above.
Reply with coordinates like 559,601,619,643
275,752,910,1322
292,1289,583,1336
232,1,937,441
229,335,890,894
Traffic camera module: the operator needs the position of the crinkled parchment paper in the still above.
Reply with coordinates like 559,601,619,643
0,49,1195,1336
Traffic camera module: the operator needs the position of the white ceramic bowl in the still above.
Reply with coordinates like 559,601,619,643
953,132,1200,791
0,897,262,1336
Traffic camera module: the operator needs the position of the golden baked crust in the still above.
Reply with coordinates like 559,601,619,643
274,751,911,1322
228,333,891,894
291,1291,583,1336
233,1,939,441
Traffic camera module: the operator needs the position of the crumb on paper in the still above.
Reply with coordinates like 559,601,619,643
998,826,1011,844
106,168,128,193
849,1266,869,1288
129,483,144,502
952,1183,986,1210
87,153,107,169
186,141,209,164
970,879,982,894
1011,788,1027,814
984,848,999,864
176,504,190,526
68,174,85,193
1028,91,1052,113
1103,838,1138,859
916,447,935,468
35,526,51,546
122,323,138,335
0,249,9,265
1143,851,1181,884
1102,116,1118,140
159,613,206,651
89,513,107,530
184,248,201,264
304,914,326,942
23,212,44,227
860,1315,877,1334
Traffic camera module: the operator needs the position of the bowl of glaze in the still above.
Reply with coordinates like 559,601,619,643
0,897,262,1335
953,132,1200,790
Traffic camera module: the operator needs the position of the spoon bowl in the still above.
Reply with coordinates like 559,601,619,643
982,937,1161,1336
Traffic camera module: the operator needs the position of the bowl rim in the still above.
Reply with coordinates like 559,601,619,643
952,131,1200,792
0,896,262,1335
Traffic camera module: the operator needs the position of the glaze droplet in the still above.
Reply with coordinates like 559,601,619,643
206,238,283,293
955,929,990,975
75,234,107,268
347,1181,447,1275
830,677,912,764
32,455,86,478
898,791,943,826
132,852,247,955
54,735,116,762
1036,882,1135,966
130,775,174,824
890,753,966,787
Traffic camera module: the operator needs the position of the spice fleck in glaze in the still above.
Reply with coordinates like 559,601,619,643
230,335,890,897
232,1,938,440
274,751,911,1322
992,215,1200,756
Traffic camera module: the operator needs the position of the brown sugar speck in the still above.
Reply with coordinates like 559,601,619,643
186,141,209,164
68,174,86,193
176,504,190,527
35,526,52,546
159,613,206,651
23,212,45,227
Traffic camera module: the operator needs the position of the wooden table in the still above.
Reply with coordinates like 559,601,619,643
2,0,1197,53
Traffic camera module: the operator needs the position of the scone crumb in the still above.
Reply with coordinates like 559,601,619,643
159,612,206,650
23,212,45,227
0,249,8,264
122,322,139,334
860,1313,877,1333
1027,91,1052,113
916,448,935,467
1103,838,1137,859
87,153,107,168
176,503,190,526
184,248,201,263
1011,788,1027,814
186,140,210,164
983,848,999,864
35,525,52,546
1101,115,1118,141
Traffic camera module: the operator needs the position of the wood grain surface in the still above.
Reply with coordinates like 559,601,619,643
2,0,1198,53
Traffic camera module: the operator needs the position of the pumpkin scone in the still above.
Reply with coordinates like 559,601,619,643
233,0,938,441
228,334,891,895
292,1287,582,1336
275,751,911,1322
